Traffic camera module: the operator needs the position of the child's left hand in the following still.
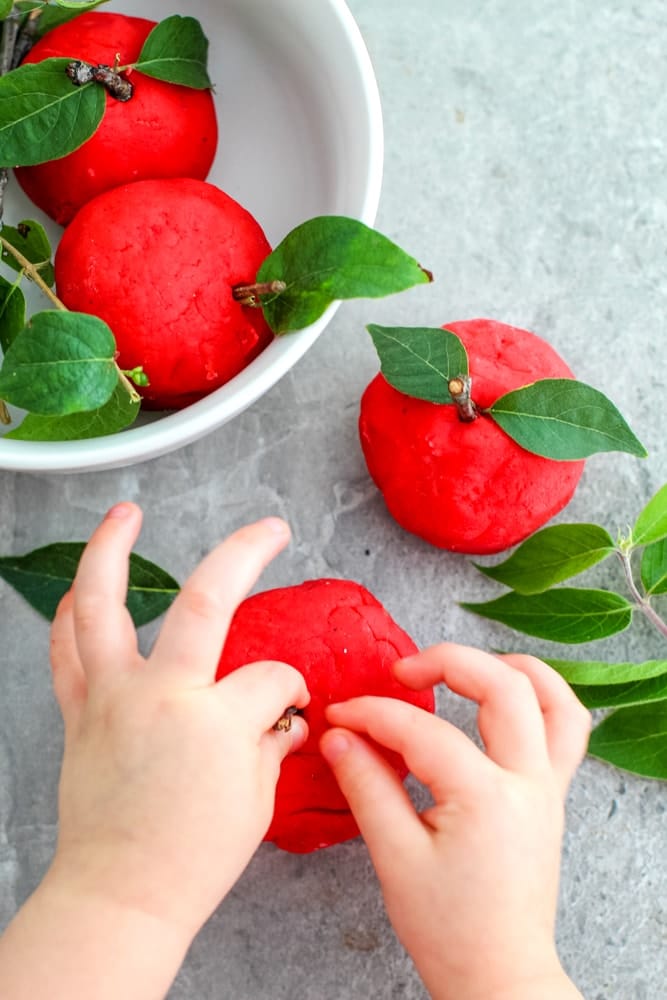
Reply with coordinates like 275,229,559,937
47,503,309,938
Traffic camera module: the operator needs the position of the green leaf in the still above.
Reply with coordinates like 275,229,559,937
489,379,648,460
641,538,667,596
545,657,667,685
54,0,111,9
461,588,634,643
366,325,468,403
1,219,54,285
257,217,432,334
0,310,118,415
6,380,139,440
0,59,105,168
633,483,667,546
0,274,26,352
474,524,615,595
15,2,46,11
134,15,212,89
572,673,667,710
0,542,180,626
0,0,14,18
587,702,667,780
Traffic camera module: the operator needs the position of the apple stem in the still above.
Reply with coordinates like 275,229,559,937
232,280,287,307
448,375,479,422
0,400,10,426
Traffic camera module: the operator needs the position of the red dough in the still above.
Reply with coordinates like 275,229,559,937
359,319,586,554
15,13,218,225
217,579,436,854
54,178,274,409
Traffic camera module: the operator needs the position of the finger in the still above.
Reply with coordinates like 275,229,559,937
498,654,592,791
259,715,309,781
394,643,550,774
72,503,142,683
49,589,86,729
325,696,496,803
150,518,291,686
217,660,310,733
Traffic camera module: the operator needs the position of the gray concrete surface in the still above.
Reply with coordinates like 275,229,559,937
1,1,666,997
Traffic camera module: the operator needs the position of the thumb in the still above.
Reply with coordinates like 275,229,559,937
320,728,426,869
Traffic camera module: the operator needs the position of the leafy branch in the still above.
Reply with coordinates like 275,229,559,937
463,482,667,780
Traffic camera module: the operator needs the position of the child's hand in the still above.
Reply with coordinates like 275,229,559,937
320,644,590,1000
47,503,309,938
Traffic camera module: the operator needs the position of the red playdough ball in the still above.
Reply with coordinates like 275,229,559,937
217,579,436,854
15,12,218,225
54,177,273,409
359,319,586,555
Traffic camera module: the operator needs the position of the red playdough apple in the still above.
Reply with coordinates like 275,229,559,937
359,319,586,554
217,579,436,854
54,177,273,409
15,12,218,225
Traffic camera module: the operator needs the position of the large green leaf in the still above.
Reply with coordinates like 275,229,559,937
366,325,469,403
489,379,647,460
0,310,118,415
546,657,667,685
1,219,54,285
633,483,667,546
588,701,667,780
134,15,212,89
474,524,615,595
0,275,25,353
0,59,105,167
461,588,634,643
572,673,667,710
258,217,432,334
6,381,140,440
0,542,180,626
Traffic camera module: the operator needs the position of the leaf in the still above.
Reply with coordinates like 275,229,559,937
474,524,615,595
489,379,648,460
15,2,46,11
587,702,667,780
366,325,469,403
134,15,212,89
633,483,667,546
0,59,105,168
572,673,667,710
545,657,667,685
641,538,667,596
1,219,54,286
461,588,634,643
6,380,139,440
257,217,432,334
0,310,118,415
0,543,180,626
0,275,25,352
0,0,14,18
54,0,111,9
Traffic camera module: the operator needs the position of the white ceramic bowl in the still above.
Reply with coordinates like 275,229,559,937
0,0,383,472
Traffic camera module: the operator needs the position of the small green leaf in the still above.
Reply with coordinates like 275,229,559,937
0,59,105,168
366,325,468,403
641,538,667,596
134,15,212,89
545,657,667,685
587,701,667,780
1,219,54,286
489,379,647,460
633,483,667,546
15,1,46,11
0,542,180,626
6,380,139,440
474,524,615,595
0,0,14,18
0,275,26,352
461,588,634,643
0,310,118,415
54,0,111,9
572,673,667,710
258,217,432,334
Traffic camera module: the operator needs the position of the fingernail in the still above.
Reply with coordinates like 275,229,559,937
321,731,350,765
262,517,290,536
105,502,133,520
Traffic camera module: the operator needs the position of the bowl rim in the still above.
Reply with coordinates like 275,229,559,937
0,0,384,474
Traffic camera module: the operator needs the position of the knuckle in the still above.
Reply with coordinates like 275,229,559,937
178,586,222,622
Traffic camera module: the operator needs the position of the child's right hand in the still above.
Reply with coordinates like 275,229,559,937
320,644,590,1000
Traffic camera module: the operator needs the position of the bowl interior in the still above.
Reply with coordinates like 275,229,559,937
0,0,383,472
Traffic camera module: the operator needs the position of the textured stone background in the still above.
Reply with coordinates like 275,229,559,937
1,1,666,997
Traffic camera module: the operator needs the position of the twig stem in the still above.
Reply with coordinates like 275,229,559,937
617,548,667,640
